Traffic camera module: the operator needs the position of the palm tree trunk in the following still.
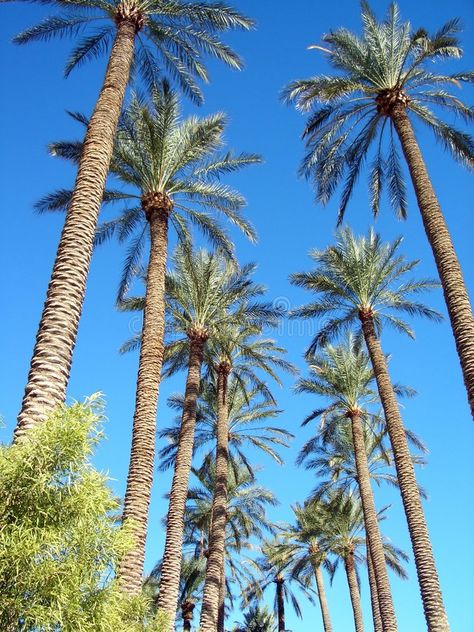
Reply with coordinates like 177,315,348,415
182,601,195,632
349,411,397,631
119,196,172,594
312,562,333,632
344,551,364,632
199,363,231,632
217,552,226,632
360,312,450,631
15,18,137,439
367,548,383,632
391,105,474,421
275,576,286,632
157,331,207,626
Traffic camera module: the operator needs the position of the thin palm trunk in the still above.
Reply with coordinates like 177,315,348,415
217,551,226,632
275,575,286,632
344,550,364,632
119,196,171,593
367,548,383,632
200,363,231,631
312,562,333,632
360,312,450,631
157,331,207,626
15,19,137,439
349,411,397,631
391,105,474,421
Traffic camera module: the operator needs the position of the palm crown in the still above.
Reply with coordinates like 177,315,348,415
42,86,260,297
283,1,474,220
13,0,253,103
158,378,293,473
290,227,441,352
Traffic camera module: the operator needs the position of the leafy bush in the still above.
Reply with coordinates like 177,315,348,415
0,396,167,631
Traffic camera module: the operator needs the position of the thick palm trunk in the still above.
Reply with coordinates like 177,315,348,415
182,601,195,632
360,312,450,631
344,551,364,632
367,549,383,632
15,18,137,439
199,364,231,631
391,105,474,421
119,196,171,593
157,331,206,626
349,411,397,631
312,562,333,632
217,552,226,632
275,575,286,632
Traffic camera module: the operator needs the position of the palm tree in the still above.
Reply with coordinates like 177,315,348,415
294,334,398,630
183,460,278,631
248,538,313,632
120,245,279,624
284,1,474,422
11,0,253,436
199,327,295,632
291,227,449,630
232,605,277,632
272,503,334,632
82,88,256,593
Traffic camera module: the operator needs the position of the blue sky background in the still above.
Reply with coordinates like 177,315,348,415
1,1,474,630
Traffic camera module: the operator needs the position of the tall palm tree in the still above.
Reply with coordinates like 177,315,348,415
291,227,449,630
284,1,474,422
294,334,398,631
104,89,259,593
120,245,279,625
199,327,295,632
11,0,253,436
183,460,278,630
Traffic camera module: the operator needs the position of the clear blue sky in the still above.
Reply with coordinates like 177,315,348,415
1,1,473,630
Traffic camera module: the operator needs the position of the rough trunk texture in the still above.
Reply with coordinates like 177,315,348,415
349,411,397,631
392,105,474,421
361,313,450,631
157,333,206,627
15,19,137,439
275,576,286,632
182,601,195,632
217,552,226,632
367,548,383,632
345,551,365,632
119,201,170,593
313,562,333,632
199,365,230,632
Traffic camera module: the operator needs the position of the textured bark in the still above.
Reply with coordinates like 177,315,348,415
313,563,333,632
275,575,286,632
217,552,226,632
344,551,365,632
391,105,474,421
349,411,397,631
199,364,230,631
360,313,450,631
182,601,195,632
119,199,171,593
157,333,206,627
367,549,383,632
15,18,137,439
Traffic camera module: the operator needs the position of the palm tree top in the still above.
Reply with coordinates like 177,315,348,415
11,0,254,103
290,226,441,351
42,86,261,297
283,1,474,219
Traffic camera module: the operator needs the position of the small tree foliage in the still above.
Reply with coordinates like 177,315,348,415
0,395,167,631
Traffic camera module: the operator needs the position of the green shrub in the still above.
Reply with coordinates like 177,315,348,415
0,395,167,631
